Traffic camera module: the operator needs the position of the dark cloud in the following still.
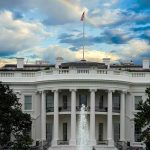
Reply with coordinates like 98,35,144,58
0,50,16,57
59,29,133,49
131,25,150,32
136,0,150,9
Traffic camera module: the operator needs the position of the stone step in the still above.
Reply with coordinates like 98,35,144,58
48,146,118,150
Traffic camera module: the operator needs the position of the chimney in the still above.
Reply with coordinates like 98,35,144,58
55,57,64,68
102,58,111,69
143,58,149,69
17,58,24,69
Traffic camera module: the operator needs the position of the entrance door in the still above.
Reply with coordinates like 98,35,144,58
46,123,53,142
63,123,67,141
113,123,120,142
99,123,103,141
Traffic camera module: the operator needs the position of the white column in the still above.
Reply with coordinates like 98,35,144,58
52,89,59,146
41,91,46,141
70,89,77,146
90,89,96,146
107,90,114,146
120,91,126,141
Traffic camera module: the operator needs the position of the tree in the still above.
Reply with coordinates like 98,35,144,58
134,87,150,150
0,82,32,149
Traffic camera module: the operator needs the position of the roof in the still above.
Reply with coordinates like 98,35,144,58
0,64,55,71
61,60,107,69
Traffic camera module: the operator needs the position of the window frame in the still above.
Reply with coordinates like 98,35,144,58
134,96,142,111
24,95,32,111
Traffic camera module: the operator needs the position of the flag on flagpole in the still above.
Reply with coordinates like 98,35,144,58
80,11,85,21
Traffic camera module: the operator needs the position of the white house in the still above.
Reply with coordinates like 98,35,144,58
0,57,149,150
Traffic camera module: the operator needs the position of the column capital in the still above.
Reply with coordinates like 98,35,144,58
107,89,115,93
69,88,77,92
52,89,59,92
121,90,127,94
89,88,97,92
37,90,47,94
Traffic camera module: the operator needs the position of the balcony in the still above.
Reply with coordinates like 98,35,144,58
1,68,150,84
76,106,90,111
112,107,120,113
59,106,71,112
46,107,54,112
57,140,69,145
95,106,107,112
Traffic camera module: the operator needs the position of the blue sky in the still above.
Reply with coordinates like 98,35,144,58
0,0,150,66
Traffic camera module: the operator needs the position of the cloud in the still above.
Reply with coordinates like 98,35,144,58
16,45,120,64
59,27,134,48
0,0,87,25
0,10,50,56
0,57,16,67
88,9,122,27
117,39,150,58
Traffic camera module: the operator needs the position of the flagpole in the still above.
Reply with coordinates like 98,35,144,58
81,11,85,61
83,15,85,60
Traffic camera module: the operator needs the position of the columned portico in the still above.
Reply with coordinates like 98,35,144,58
107,90,114,146
52,89,59,146
120,91,126,141
41,90,46,141
90,89,96,145
70,89,77,146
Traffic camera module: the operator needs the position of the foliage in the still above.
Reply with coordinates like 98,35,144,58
134,87,150,150
0,83,32,149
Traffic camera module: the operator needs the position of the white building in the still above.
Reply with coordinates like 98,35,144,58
0,57,149,150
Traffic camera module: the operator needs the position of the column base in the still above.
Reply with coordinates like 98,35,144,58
90,139,96,146
69,139,76,146
108,139,114,146
52,140,58,146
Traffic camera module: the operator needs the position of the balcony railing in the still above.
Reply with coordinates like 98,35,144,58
97,140,108,145
95,106,107,112
59,106,71,112
76,106,90,111
46,107,54,112
112,107,120,113
57,140,69,145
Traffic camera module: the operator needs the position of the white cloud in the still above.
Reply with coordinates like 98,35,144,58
16,45,119,64
117,39,150,58
88,9,122,27
0,10,50,54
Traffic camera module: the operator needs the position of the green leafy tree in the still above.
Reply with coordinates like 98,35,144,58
0,83,32,149
134,87,150,150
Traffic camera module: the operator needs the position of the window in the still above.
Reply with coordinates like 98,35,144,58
113,95,120,111
63,95,67,109
99,95,104,109
98,123,103,141
24,95,32,110
135,124,141,142
63,123,67,141
46,95,54,112
79,94,87,106
135,96,142,110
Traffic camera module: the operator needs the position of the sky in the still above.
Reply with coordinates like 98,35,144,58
0,0,150,66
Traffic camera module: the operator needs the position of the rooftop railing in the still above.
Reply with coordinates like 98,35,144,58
0,68,150,84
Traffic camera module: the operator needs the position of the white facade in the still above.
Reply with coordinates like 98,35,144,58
0,59,149,150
